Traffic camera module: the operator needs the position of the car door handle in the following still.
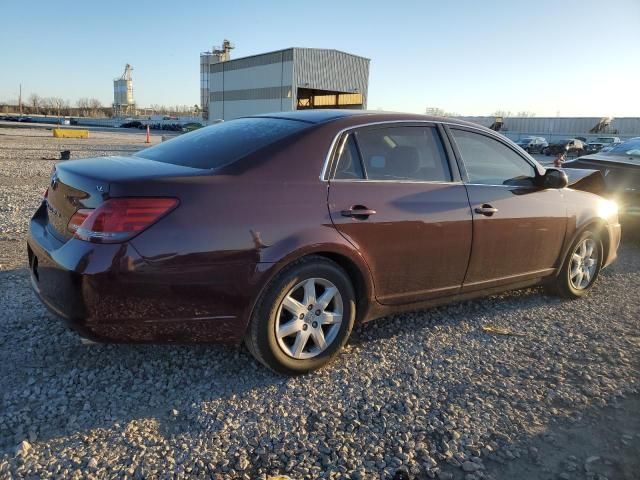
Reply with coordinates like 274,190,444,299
474,204,498,216
341,206,377,219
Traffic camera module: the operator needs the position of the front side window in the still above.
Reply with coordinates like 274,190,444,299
451,129,536,185
354,126,452,182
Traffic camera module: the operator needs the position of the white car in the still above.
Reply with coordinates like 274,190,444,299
588,136,621,153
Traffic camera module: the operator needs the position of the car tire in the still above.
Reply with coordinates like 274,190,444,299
245,255,356,375
545,230,602,299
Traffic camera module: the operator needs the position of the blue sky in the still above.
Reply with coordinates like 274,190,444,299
1,0,638,116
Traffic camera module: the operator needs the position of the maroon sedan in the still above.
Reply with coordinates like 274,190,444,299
28,111,621,374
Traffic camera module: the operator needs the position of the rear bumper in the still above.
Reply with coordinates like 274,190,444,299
27,208,255,344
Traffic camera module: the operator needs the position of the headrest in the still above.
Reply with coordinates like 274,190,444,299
389,146,420,177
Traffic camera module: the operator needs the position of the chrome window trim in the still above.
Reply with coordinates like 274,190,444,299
319,119,533,182
447,125,540,182
465,183,538,188
329,179,464,185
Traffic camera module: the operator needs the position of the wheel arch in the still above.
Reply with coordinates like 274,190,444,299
310,251,371,324
560,218,610,270
246,244,376,337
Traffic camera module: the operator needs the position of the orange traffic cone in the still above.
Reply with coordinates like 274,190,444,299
145,124,151,144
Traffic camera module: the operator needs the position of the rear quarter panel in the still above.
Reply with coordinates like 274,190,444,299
124,124,375,335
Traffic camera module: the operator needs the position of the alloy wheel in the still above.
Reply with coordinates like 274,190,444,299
275,278,343,359
569,238,598,290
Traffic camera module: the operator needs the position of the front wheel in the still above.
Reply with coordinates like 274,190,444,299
546,230,602,298
245,256,356,374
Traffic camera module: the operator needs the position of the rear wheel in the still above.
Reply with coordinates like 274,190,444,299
546,230,602,298
245,256,356,374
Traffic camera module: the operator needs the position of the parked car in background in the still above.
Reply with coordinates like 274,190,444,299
140,122,184,131
586,136,621,154
120,120,143,128
28,111,620,374
181,122,204,133
544,138,586,157
563,137,640,222
516,136,548,154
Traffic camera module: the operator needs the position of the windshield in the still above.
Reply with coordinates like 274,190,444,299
519,138,533,143
596,137,615,143
607,138,640,156
136,117,312,169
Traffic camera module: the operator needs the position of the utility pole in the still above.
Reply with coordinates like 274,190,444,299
18,84,22,116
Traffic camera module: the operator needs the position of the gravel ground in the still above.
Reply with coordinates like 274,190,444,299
0,127,639,479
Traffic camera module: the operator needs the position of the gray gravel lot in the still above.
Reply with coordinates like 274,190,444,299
0,127,639,479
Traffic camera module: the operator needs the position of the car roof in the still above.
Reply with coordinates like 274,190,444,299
250,109,483,128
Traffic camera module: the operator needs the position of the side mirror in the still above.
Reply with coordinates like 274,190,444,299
541,168,568,189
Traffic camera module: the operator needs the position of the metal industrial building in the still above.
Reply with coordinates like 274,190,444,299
457,116,640,141
200,41,370,121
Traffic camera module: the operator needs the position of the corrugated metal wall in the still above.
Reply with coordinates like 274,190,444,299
293,49,370,108
208,50,295,121
456,116,640,141
206,48,370,121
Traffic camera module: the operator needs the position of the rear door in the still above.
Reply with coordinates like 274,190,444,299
447,127,567,291
327,123,473,305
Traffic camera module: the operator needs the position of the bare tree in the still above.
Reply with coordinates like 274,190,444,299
88,98,102,116
425,107,459,117
492,110,512,118
28,94,41,114
425,107,446,116
76,98,90,116
48,97,70,116
40,97,54,115
89,98,102,113
516,111,536,117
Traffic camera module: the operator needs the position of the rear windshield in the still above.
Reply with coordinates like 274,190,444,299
135,117,311,169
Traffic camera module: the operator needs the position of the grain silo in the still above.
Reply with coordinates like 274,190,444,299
113,64,135,117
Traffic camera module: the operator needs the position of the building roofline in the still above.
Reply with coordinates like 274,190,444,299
201,47,370,63
292,47,371,61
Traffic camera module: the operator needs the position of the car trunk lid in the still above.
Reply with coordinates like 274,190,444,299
44,156,204,241
45,166,109,241
563,156,640,211
561,167,606,195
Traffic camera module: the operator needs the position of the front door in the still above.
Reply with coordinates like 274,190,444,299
327,124,473,305
448,127,567,291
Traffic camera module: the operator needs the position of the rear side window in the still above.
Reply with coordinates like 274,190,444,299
136,117,311,169
334,134,364,180
355,126,452,181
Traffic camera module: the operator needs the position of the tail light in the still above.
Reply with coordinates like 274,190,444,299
67,197,179,243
